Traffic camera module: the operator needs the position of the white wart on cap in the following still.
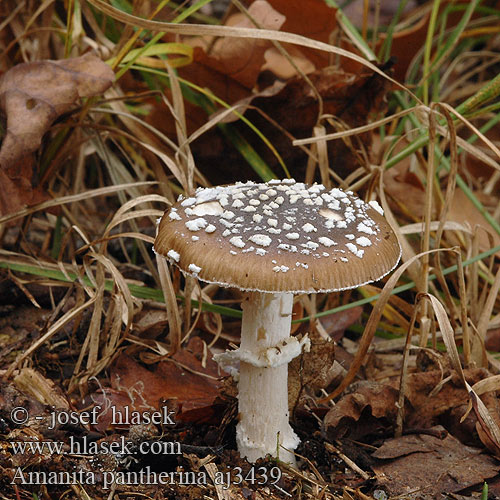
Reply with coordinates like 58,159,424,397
154,179,401,293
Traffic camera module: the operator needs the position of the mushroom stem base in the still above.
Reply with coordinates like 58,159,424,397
236,292,299,464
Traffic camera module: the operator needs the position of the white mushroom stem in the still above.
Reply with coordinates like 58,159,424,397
238,292,299,464
215,292,309,464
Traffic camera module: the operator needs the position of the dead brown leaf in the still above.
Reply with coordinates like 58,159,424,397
183,0,285,93
486,327,500,352
87,337,224,431
0,53,114,215
289,331,336,410
448,188,500,253
384,162,430,220
324,381,399,440
372,426,499,497
258,0,338,74
209,0,285,89
288,307,362,410
324,367,500,449
183,0,337,95
0,157,49,221
318,306,363,341
402,368,489,430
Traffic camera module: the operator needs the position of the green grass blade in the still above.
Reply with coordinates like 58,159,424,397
0,260,241,318
2,242,500,323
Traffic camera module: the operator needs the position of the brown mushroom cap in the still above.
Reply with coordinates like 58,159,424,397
154,180,401,293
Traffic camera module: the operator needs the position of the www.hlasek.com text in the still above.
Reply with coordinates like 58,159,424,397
10,435,181,456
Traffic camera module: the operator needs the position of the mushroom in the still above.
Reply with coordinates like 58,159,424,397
153,179,401,464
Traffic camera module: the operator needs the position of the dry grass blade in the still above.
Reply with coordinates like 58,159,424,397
437,124,500,171
101,194,168,237
429,104,462,348
427,294,500,453
87,232,155,248
83,261,105,372
473,266,500,366
86,0,419,101
5,297,96,378
293,106,423,145
14,368,70,409
186,104,258,147
91,104,188,161
103,209,165,232
471,375,500,397
166,64,195,195
378,150,423,288
320,249,447,403
92,101,193,191
436,101,500,163
0,181,157,225
66,249,137,386
399,221,473,235
396,295,427,437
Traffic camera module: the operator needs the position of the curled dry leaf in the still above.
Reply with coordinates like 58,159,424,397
324,367,500,449
324,381,399,440
0,53,114,216
0,53,114,168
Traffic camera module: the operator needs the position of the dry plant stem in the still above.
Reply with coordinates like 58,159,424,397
237,292,299,464
419,107,438,346
473,265,500,366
